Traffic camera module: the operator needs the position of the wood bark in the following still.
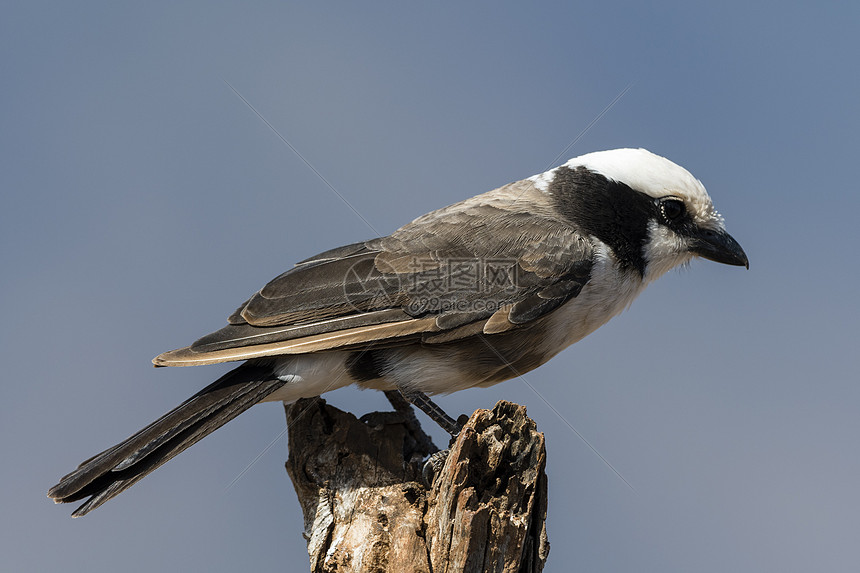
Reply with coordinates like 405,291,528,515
285,397,549,573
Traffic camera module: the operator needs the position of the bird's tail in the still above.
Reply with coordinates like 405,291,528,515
47,363,285,517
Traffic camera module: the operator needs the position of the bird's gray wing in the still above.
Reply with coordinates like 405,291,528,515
154,183,594,366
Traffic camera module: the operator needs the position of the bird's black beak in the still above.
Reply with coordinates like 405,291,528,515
690,227,749,269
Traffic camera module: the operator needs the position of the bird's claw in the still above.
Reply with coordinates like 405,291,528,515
422,449,450,486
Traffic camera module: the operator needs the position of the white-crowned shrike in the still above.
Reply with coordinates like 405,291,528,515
49,148,748,516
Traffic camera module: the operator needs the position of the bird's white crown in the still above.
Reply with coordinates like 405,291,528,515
532,148,724,227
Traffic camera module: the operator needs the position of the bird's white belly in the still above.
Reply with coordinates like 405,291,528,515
265,352,356,403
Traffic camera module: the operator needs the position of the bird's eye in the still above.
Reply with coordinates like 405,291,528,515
660,198,686,222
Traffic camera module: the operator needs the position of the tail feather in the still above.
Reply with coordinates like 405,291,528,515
48,363,285,517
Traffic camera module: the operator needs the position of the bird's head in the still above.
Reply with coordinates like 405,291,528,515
547,148,748,282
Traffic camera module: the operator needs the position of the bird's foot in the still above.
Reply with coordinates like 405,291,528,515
422,449,450,486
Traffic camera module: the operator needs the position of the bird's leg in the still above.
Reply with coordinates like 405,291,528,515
390,388,468,486
382,390,437,456
395,388,465,437
422,449,450,486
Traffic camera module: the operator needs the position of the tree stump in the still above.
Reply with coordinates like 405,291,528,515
285,397,549,572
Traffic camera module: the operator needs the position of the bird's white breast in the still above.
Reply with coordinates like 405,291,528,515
544,243,646,353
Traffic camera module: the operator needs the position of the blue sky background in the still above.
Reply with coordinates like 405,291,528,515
3,2,860,571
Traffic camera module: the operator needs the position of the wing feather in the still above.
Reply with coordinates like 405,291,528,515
154,317,440,366
154,179,596,367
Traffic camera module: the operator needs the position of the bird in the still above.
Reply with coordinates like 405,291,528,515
48,148,748,517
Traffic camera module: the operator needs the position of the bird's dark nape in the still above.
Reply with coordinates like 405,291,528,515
47,363,284,517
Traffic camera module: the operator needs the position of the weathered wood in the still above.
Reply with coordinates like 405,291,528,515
285,397,549,572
